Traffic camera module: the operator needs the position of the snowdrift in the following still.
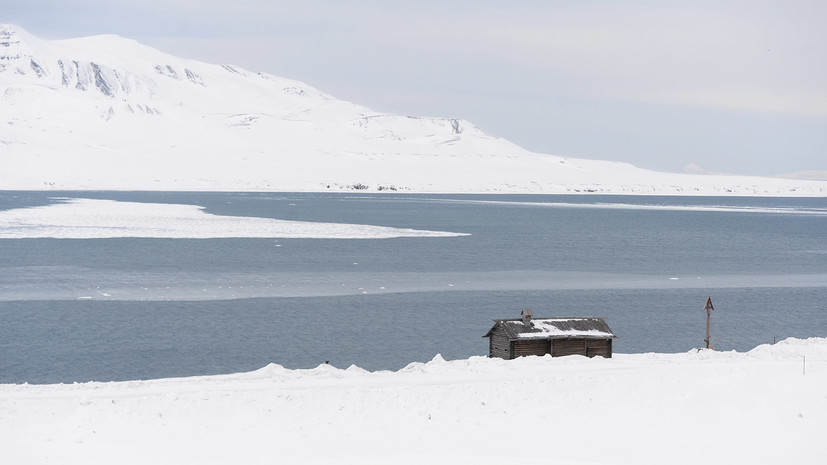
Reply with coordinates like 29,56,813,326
2,337,825,464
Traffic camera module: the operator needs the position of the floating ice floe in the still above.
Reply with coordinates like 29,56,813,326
0,198,469,239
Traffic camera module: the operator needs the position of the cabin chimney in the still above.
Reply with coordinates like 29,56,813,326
521,308,533,327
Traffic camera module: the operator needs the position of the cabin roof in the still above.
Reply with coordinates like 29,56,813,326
483,317,616,340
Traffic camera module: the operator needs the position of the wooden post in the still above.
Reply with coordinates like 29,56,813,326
704,297,714,349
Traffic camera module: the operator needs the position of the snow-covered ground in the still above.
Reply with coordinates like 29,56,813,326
2,24,826,196
1,337,824,464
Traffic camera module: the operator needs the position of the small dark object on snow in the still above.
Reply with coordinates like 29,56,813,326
483,309,616,359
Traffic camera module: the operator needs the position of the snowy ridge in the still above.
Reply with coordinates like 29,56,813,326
2,24,826,195
1,337,825,464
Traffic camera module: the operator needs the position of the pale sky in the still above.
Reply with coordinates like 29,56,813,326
4,0,826,176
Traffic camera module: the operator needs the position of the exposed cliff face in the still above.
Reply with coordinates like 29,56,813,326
1,25,168,101
0,24,31,71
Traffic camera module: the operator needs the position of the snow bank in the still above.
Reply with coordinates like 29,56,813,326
1,338,824,464
0,198,468,238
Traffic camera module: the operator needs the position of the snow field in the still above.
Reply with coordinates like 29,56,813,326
1,338,825,464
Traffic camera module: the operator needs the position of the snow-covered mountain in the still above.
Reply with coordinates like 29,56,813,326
2,24,825,195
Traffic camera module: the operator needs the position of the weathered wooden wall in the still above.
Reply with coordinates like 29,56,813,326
585,338,612,358
488,330,512,359
551,338,612,358
551,338,587,357
512,339,549,358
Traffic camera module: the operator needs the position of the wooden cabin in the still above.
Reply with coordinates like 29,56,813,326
483,309,616,359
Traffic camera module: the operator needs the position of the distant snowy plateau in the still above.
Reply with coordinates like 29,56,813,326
1,24,825,195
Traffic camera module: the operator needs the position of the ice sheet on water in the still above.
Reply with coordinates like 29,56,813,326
2,268,825,301
437,198,827,215
0,198,468,239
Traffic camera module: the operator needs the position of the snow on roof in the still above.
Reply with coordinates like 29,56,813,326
488,317,616,340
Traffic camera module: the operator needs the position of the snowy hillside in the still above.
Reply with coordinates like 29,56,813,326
2,24,825,195
2,337,825,464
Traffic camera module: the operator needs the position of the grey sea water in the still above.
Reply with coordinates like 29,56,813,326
1,192,826,383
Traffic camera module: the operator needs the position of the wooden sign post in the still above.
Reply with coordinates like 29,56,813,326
704,296,714,349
